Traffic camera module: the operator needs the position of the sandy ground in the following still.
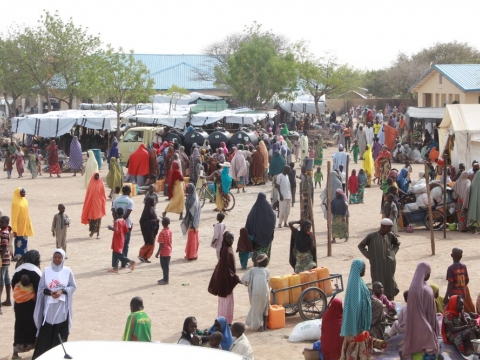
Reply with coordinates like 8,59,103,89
0,145,478,360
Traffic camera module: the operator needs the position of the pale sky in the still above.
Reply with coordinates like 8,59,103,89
2,0,479,70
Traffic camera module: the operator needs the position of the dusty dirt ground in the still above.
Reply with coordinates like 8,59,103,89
0,144,478,360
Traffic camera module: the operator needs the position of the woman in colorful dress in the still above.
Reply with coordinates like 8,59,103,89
314,137,323,167
162,161,184,220
251,145,265,185
208,232,240,326
106,157,123,199
357,169,368,203
81,172,106,239
27,149,39,179
178,146,190,176
331,189,349,243
230,147,248,193
47,140,61,177
258,140,269,181
340,259,373,360
362,144,374,187
452,172,471,232
288,220,316,273
442,295,479,356
374,146,392,185
206,163,232,212
189,147,202,185
348,169,360,204
14,146,25,178
164,145,175,185
68,136,84,176
11,188,34,260
181,184,201,260
83,150,98,188
245,193,276,266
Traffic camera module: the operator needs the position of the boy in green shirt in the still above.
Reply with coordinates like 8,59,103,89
123,297,151,342
314,167,323,188
350,140,360,164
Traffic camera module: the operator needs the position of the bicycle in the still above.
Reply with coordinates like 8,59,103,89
196,177,235,211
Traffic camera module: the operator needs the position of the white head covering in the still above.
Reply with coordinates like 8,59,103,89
380,218,393,226
51,248,66,272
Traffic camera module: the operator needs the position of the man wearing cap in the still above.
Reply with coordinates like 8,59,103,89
332,144,350,173
358,219,401,300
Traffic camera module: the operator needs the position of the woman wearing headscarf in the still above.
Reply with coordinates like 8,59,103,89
138,197,159,263
189,147,202,185
27,149,39,179
162,161,185,220
206,163,232,212
106,157,123,199
258,140,269,181
107,141,119,170
374,146,392,184
467,172,480,231
178,146,189,176
320,171,343,220
363,144,374,187
321,298,344,360
11,250,41,359
208,232,239,326
127,144,150,181
181,184,201,260
246,193,276,265
452,172,471,232
442,295,478,356
230,146,248,193
357,169,367,203
68,136,83,176
396,167,410,193
83,150,98,189
164,145,175,184
280,123,290,137
173,153,183,176
403,262,440,359
11,188,34,260
269,147,286,206
429,283,444,314
208,316,234,351
146,148,159,180
158,141,168,154
46,140,61,177
81,172,106,239
220,141,229,157
201,140,211,153
236,227,254,270
348,169,360,204
32,249,76,359
288,220,316,273
340,259,373,360
331,189,349,243
13,145,25,178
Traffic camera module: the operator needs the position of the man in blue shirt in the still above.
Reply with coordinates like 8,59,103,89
183,122,194,136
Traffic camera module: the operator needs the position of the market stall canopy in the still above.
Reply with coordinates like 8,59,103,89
191,108,276,126
152,92,222,105
438,104,480,168
11,110,118,137
278,93,326,115
190,100,228,114
127,114,188,128
79,103,192,116
404,107,445,129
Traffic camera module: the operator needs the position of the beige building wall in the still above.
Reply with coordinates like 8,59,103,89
465,92,480,104
416,70,463,106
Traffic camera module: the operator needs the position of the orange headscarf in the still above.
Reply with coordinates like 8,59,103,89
441,295,459,344
81,172,107,224
383,125,398,150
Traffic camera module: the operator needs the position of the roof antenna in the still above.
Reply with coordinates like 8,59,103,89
57,334,73,359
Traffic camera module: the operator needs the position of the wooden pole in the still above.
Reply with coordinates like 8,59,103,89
443,153,448,239
327,161,332,256
425,163,435,255
345,160,349,234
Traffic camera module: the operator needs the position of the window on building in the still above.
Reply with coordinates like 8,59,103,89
439,75,442,84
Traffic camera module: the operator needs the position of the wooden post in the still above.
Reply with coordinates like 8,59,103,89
425,163,435,255
327,161,332,256
443,153,448,239
345,160,349,233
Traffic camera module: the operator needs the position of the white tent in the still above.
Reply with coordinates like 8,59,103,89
11,110,118,137
152,92,222,105
79,103,193,116
278,93,326,115
127,114,188,128
191,108,276,126
438,104,480,168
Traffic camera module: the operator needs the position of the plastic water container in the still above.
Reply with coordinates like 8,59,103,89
288,274,302,305
270,276,290,306
267,305,285,330
300,271,318,300
312,267,333,295
91,149,103,170
155,180,164,192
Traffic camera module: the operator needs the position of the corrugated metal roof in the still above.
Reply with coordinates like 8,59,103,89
409,64,480,93
133,54,218,91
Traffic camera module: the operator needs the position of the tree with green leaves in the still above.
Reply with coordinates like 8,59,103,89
298,51,361,116
90,47,155,138
164,85,189,114
213,24,298,108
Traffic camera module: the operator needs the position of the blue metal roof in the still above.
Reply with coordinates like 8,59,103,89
409,64,480,93
133,54,218,90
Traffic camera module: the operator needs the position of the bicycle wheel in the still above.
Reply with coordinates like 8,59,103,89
298,287,327,320
197,188,206,208
424,210,444,230
225,191,235,211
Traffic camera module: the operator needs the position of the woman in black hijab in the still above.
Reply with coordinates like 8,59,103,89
288,220,317,273
138,197,159,263
245,193,276,265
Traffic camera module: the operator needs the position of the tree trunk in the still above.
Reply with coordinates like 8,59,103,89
68,96,73,109
116,113,121,140
314,96,321,117
44,91,52,112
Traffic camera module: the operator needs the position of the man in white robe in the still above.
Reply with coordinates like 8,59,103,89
332,144,350,172
365,123,374,147
355,126,367,160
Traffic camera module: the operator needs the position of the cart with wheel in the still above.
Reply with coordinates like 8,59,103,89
402,203,456,230
271,273,344,321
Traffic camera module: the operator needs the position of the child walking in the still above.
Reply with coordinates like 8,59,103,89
236,228,253,270
108,208,135,273
382,194,399,235
155,217,172,285
51,204,70,256
0,216,12,311
3,151,13,179
112,186,121,201
443,247,471,309
314,167,323,189
350,140,360,164
211,212,226,260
